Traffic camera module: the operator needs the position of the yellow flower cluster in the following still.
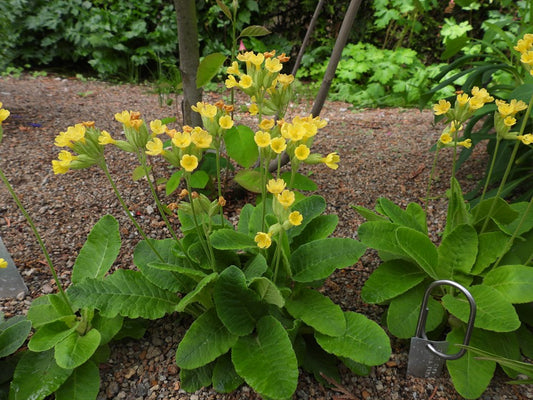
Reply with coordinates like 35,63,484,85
0,102,9,124
0,258,7,269
514,33,533,75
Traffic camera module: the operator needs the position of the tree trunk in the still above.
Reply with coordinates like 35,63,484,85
173,0,202,127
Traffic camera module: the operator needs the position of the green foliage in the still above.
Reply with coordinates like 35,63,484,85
353,178,533,398
299,43,453,107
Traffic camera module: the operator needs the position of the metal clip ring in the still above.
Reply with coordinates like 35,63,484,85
414,280,476,361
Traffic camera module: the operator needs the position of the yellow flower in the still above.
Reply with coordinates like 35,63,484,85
320,152,340,170
294,144,310,161
504,116,516,127
277,190,295,208
285,123,305,141
458,139,472,149
98,130,116,145
510,99,528,114
456,93,470,106
277,73,294,87
254,232,272,249
521,51,533,66
0,258,7,269
496,100,514,117
239,75,253,89
219,115,234,130
150,120,166,135
518,133,533,145
225,75,239,89
54,131,73,148
227,61,240,76
52,150,77,175
191,128,212,148
266,178,286,194
146,137,164,156
515,38,533,54
0,108,10,122
265,57,282,73
468,96,485,111
115,110,132,126
180,154,198,172
237,51,253,63
270,137,287,154
471,87,494,103
440,132,453,144
288,211,303,226
433,100,451,116
172,131,192,148
192,102,217,119
249,52,265,68
254,131,271,148
66,124,86,143
130,119,144,131
248,103,259,115
259,118,275,131
311,115,328,129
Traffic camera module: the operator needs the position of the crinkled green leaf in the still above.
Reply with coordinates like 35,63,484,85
68,270,179,319
225,125,258,168
28,321,76,352
396,227,438,279
436,224,478,279
315,311,391,366
55,361,100,400
361,259,425,304
176,309,238,370
176,273,218,313
471,231,510,275
0,316,31,358
210,229,257,250
291,238,366,282
483,265,533,303
286,288,345,336
232,316,298,400
212,352,244,393
54,329,101,369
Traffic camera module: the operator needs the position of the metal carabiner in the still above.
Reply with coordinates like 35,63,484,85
414,279,476,360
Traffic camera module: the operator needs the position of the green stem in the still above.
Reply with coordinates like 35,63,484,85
0,167,72,309
100,162,164,262
259,151,267,232
271,233,283,284
473,137,502,222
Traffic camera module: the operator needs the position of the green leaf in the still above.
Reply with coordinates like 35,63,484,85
10,349,72,400
472,197,518,231
290,214,338,248
234,170,263,193
471,231,510,275
72,214,121,284
176,309,238,370
315,311,391,366
248,277,285,307
180,363,214,392
483,265,533,303
243,254,268,280
446,327,497,399
210,229,257,250
238,25,271,38
281,171,317,191
132,165,149,181
237,203,255,235
386,284,445,339
216,0,233,20
291,238,366,282
0,316,31,358
55,361,100,400
225,125,258,168
294,335,341,384
443,177,471,238
361,259,425,304
176,273,218,313
442,284,520,332
28,321,76,352
68,270,179,319
214,266,264,336
165,170,183,196
352,205,388,222
395,227,438,279
212,353,244,393
357,221,406,256
90,314,123,345
232,316,298,400
286,288,345,336
190,170,210,189
436,224,478,279
54,329,101,369
377,198,426,233
287,195,327,240
27,294,75,328
197,52,226,88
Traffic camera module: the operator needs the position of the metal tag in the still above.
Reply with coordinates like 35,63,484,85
406,280,477,378
407,337,448,377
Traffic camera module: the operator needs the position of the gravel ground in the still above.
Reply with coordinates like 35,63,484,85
0,74,532,400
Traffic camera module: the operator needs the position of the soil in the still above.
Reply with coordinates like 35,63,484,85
0,74,531,400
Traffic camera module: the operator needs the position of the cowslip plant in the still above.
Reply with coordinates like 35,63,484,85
352,37,533,399
51,50,392,399
0,106,146,400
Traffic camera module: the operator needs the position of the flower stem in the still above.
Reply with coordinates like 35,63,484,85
100,162,164,262
424,145,440,213
0,167,72,309
473,137,501,222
